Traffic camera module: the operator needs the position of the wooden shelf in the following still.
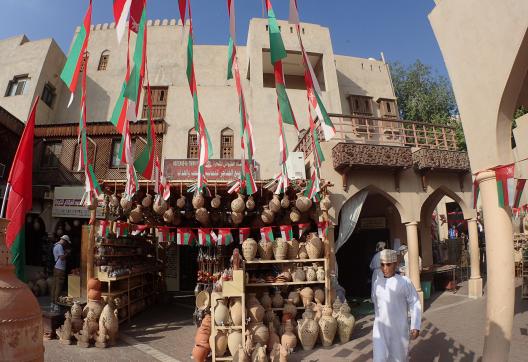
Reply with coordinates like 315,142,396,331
96,268,159,282
97,243,140,248
101,288,128,296
95,254,140,258
245,281,325,287
244,258,325,265
215,357,233,361
215,326,243,330
271,306,305,311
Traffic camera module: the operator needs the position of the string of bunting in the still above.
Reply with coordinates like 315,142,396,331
473,163,527,210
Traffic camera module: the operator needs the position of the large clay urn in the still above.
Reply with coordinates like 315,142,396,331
272,238,288,260
192,314,211,362
229,298,243,326
287,238,299,260
99,298,119,345
227,330,243,356
242,238,258,261
215,330,228,357
297,307,319,351
281,319,297,351
306,233,322,259
258,239,273,260
337,302,355,344
214,299,230,326
318,305,337,347
249,321,269,346
0,218,44,361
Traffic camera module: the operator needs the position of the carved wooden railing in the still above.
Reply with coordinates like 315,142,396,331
294,114,459,159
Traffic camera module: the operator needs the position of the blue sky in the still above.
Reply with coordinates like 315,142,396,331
0,0,446,75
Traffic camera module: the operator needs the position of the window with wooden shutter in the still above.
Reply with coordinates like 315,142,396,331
5,75,30,97
348,95,373,116
142,86,168,119
378,98,398,118
220,128,234,159
98,50,110,71
187,129,198,159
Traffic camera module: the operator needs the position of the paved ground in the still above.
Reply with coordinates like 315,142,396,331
43,279,528,362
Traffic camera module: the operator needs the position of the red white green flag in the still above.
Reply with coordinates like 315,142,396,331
217,228,234,246
4,97,38,280
514,179,526,209
115,222,130,238
239,227,250,244
113,0,132,43
280,225,293,241
177,228,195,246
60,0,92,107
298,222,311,238
134,81,156,179
198,228,217,246
495,164,515,208
157,226,170,243
99,220,111,238
317,221,329,239
260,226,275,242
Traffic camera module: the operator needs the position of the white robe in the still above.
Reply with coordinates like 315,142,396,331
369,251,383,285
372,274,422,362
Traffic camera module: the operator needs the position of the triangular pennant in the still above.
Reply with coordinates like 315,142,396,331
177,228,195,246
217,228,234,246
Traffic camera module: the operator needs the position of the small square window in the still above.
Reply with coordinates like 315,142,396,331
6,75,30,97
41,83,56,108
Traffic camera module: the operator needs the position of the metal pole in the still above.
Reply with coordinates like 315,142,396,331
0,184,11,218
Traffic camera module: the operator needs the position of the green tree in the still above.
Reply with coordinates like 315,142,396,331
390,60,466,150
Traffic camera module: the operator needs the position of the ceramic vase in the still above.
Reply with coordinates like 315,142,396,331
288,289,301,306
211,194,222,209
176,195,186,209
231,211,244,225
229,298,243,326
314,288,325,305
192,315,211,362
289,208,301,223
272,292,284,308
300,287,314,307
287,238,299,259
195,207,210,225
261,292,272,310
192,193,205,209
83,299,103,320
261,206,275,224
306,233,322,259
332,298,342,319
231,193,246,213
283,299,297,319
297,308,319,351
247,293,265,323
320,194,331,211
318,305,337,347
246,195,256,211
258,239,274,260
87,278,101,290
242,238,258,261
281,195,290,209
295,193,313,213
214,299,230,326
250,322,269,346
337,302,355,344
298,243,308,259
316,266,325,281
272,238,288,260
70,302,83,332
269,194,281,213
215,331,228,357
227,330,243,356
281,319,297,352
153,197,168,215
305,266,317,281
292,267,306,282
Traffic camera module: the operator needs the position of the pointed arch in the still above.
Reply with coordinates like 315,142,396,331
220,127,234,159
98,49,110,71
187,128,198,159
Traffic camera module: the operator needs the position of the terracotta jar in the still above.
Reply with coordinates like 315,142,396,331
231,193,246,213
236,344,249,362
195,207,210,225
314,288,325,305
215,330,228,357
258,239,274,260
242,238,258,261
192,314,211,362
281,195,290,209
306,233,322,259
269,194,281,213
88,289,102,300
292,267,306,282
305,265,317,282
316,266,325,281
295,193,313,213
268,322,280,352
99,299,119,346
211,194,222,209
283,299,297,319
163,207,174,224
332,298,342,319
153,196,168,215
246,195,256,211
272,292,284,308
120,197,133,212
249,322,269,346
128,205,143,224
264,308,276,326
298,242,309,259
297,307,319,351
288,289,301,306
231,211,244,225
176,195,186,209
229,298,243,326
70,302,83,333
142,194,153,208
261,205,275,224
281,320,297,351
289,207,301,223
272,238,288,260
227,330,242,356
247,293,265,323
260,291,272,310
318,305,337,347
337,302,355,344
192,193,205,209
287,238,299,259
300,287,314,307
87,278,101,291
214,299,230,326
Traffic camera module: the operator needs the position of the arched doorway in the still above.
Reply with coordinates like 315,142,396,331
336,188,405,298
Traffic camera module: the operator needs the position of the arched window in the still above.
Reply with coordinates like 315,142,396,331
98,50,110,71
220,128,234,159
187,128,198,159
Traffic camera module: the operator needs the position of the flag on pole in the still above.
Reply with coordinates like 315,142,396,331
198,228,217,246
60,0,92,108
260,226,275,242
280,225,293,241
4,97,38,280
177,228,195,245
239,227,250,244
495,164,515,208
217,228,234,246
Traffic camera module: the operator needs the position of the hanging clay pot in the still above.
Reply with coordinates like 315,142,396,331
247,293,265,323
215,330,228,357
153,196,168,215
246,195,256,211
320,194,332,212
297,307,319,351
281,319,297,351
163,207,174,224
176,195,186,209
231,193,246,213
227,330,243,356
260,291,272,310
261,205,274,224
142,194,153,208
192,193,205,209
269,194,281,213
288,289,301,306
300,287,314,307
316,266,325,282
258,239,274,260
306,233,322,259
305,265,317,282
298,242,309,259
292,267,306,282
120,197,132,212
195,207,210,225
128,205,143,224
242,238,258,261
249,322,269,346
272,292,284,308
318,305,337,347
110,194,119,208
272,238,288,260
281,194,290,209
314,287,325,305
231,211,244,225
211,194,222,209
287,238,299,259
337,302,356,344
289,208,301,223
229,298,243,326
214,299,230,326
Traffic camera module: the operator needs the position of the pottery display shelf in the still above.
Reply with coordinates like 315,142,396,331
209,269,246,362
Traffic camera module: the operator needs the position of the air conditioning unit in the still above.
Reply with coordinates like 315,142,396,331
286,152,306,180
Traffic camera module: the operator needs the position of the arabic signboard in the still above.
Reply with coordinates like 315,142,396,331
359,217,387,230
164,159,258,181
52,186,104,219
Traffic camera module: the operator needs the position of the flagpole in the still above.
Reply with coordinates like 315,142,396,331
0,183,11,218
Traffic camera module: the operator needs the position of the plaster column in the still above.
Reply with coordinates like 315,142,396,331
467,218,482,298
476,170,514,361
405,221,423,307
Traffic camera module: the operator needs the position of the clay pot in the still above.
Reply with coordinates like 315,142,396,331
211,194,222,209
163,207,174,224
272,238,288,260
281,195,290,209
314,288,325,305
337,302,355,344
242,238,258,261
120,197,132,211
227,330,243,356
297,308,319,351
305,266,317,282
283,299,297,319
231,193,246,213
318,305,337,347
249,322,269,346
215,331,228,357
287,239,299,259
110,194,119,208
289,208,301,224
195,207,210,225
88,289,102,301
300,287,314,307
316,266,325,281
268,322,280,352
288,289,301,306
193,314,211,362
214,299,230,326
192,343,209,361
192,193,205,209
320,194,331,211
332,299,342,319
247,293,265,323
298,243,308,259
229,298,243,326
231,212,244,225
153,196,168,215
176,195,186,209
292,267,306,282
261,291,272,310
281,320,297,351
261,206,274,224
269,194,281,213
246,195,256,211
272,292,284,308
87,278,101,291
83,299,103,320
306,233,322,259
128,205,143,224
141,194,153,208
258,239,274,260
295,193,313,213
